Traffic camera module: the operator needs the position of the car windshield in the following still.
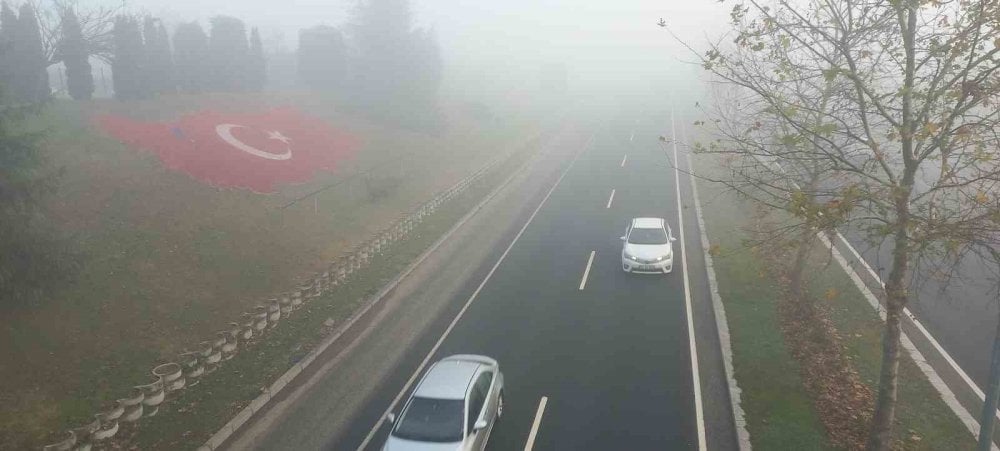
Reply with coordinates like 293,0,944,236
392,397,464,443
628,227,668,245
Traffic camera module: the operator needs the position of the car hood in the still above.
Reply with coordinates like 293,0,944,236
381,436,464,451
623,242,672,260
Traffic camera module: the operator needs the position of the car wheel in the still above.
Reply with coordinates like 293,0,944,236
497,391,504,418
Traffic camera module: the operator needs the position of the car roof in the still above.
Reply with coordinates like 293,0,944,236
632,217,665,229
413,359,483,400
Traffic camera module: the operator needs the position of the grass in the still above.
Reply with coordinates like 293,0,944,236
696,179,833,450
694,154,974,449
0,92,543,450
129,157,522,449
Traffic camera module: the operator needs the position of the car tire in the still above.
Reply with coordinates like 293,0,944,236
497,391,504,419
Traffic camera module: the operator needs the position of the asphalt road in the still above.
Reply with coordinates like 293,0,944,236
223,111,737,451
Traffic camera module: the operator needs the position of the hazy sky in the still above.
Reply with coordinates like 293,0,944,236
99,0,730,104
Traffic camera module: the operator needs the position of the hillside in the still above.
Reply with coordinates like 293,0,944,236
0,92,537,449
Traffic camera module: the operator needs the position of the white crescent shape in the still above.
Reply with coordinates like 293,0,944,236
215,124,292,160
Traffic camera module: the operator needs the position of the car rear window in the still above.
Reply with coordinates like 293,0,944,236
628,227,668,245
392,397,464,443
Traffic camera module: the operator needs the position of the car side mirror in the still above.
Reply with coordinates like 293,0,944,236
620,236,627,241
670,236,677,242
474,419,488,431
386,413,396,424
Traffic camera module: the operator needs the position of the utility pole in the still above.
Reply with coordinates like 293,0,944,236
978,309,1000,450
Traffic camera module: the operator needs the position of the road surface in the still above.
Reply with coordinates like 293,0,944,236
220,110,738,451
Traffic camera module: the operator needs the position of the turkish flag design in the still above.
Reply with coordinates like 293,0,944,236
95,107,359,193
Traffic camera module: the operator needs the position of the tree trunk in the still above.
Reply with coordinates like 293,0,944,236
789,227,815,301
867,181,915,450
867,288,905,450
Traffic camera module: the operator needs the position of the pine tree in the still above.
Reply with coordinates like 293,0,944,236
0,2,16,98
247,27,266,92
142,17,173,95
207,16,248,92
172,21,208,93
60,9,93,100
297,25,346,92
111,15,145,100
15,3,49,103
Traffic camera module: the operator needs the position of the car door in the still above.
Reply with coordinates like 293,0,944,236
466,371,494,450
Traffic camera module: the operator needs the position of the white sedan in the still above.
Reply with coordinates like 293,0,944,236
621,217,677,274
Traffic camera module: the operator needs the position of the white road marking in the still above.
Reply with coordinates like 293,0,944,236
523,396,548,451
682,123,752,449
579,251,596,290
671,111,707,451
606,189,616,209
356,133,592,451
629,131,635,142
620,154,628,167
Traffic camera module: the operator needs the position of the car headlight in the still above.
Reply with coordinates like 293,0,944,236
624,252,636,261
655,256,664,262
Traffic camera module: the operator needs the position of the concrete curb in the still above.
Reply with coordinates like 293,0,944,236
687,152,752,451
198,134,552,451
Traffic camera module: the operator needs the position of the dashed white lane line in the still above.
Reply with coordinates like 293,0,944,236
579,251,596,291
524,396,549,451
629,131,635,142
355,133,592,451
671,111,707,451
606,189,616,209
620,154,628,167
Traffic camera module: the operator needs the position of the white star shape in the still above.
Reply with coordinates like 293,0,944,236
267,130,292,144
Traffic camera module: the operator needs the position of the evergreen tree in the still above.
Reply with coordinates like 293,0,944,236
111,15,145,100
172,21,208,93
142,17,173,95
297,25,346,92
0,2,16,97
207,15,248,92
247,27,265,92
13,3,49,103
350,0,414,108
59,9,93,100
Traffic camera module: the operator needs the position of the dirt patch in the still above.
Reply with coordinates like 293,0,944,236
751,209,875,450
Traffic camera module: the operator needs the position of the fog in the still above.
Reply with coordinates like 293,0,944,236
106,0,731,111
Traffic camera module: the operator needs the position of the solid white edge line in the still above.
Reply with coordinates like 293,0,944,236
756,146,996,444
621,154,628,168
832,230,990,404
579,251,596,290
682,126,752,450
672,111,707,451
606,189,616,209
524,396,549,451
355,132,593,451
818,234,999,450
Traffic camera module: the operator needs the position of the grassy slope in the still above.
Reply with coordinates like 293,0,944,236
0,93,538,449
694,154,974,449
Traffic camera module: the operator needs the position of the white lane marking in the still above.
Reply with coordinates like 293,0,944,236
671,111,707,451
832,230,989,404
579,251,596,290
606,189,616,209
629,131,635,142
621,154,628,167
761,154,993,422
682,124,752,450
523,396,548,451
356,133,592,451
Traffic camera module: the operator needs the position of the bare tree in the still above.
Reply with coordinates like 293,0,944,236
679,0,1000,448
31,0,118,65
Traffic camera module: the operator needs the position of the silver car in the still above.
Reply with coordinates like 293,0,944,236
621,217,677,273
383,355,505,451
